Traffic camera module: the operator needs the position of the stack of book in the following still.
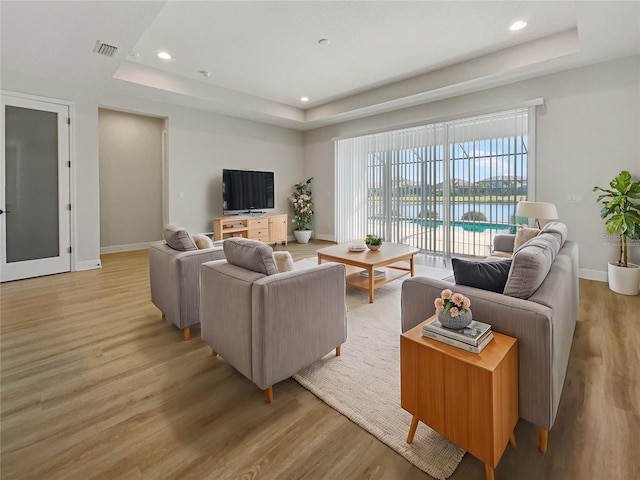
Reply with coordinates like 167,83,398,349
359,269,386,278
422,316,493,354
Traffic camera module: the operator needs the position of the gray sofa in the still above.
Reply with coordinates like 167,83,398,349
200,238,347,403
149,226,225,340
401,222,578,452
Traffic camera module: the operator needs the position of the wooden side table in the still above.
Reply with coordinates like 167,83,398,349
400,317,518,480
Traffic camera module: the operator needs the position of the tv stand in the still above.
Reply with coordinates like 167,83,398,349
213,214,288,245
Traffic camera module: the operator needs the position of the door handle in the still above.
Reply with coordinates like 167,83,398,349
0,209,10,214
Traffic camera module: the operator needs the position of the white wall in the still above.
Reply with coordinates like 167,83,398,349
0,71,304,268
99,108,164,251
303,55,640,278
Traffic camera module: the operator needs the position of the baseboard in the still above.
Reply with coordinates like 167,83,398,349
75,259,102,271
579,268,607,282
100,241,154,254
313,233,335,242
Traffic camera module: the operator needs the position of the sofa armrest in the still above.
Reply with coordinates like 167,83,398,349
493,233,516,254
251,263,347,390
401,275,554,429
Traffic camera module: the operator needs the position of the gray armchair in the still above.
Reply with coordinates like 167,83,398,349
149,226,225,340
200,238,347,403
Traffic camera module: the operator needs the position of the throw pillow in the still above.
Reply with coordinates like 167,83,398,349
164,225,197,251
272,251,294,273
451,258,512,294
539,221,567,248
514,227,540,250
223,237,278,275
192,234,214,250
503,233,561,299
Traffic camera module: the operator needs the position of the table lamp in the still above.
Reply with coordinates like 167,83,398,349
515,201,558,228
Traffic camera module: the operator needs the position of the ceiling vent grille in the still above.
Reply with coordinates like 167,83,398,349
93,41,118,57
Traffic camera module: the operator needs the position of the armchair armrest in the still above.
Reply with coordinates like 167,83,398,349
149,242,225,328
251,263,347,390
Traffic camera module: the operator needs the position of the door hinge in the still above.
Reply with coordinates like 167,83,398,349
67,204,72,211
67,117,71,125
68,246,72,253
67,161,71,168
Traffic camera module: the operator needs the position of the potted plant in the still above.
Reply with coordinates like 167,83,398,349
593,170,640,295
365,234,383,250
290,178,313,243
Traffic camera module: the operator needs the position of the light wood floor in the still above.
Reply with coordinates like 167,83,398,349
1,241,639,479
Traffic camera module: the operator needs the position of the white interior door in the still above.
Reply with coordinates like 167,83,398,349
1,95,71,282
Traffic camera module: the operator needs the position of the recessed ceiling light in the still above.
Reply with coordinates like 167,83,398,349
157,51,172,60
300,97,309,102
128,52,140,59
318,38,330,45
198,70,212,77
510,21,527,31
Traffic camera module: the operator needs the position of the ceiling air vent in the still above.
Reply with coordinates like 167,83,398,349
93,40,118,57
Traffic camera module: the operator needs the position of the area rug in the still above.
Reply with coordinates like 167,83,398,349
292,262,465,480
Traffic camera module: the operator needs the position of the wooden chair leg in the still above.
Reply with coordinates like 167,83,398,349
509,432,517,449
264,386,273,404
538,428,548,452
336,345,341,356
183,327,191,341
210,349,218,357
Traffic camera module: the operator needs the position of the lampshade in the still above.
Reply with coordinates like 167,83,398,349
516,202,558,228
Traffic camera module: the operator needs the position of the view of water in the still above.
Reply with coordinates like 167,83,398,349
375,202,519,222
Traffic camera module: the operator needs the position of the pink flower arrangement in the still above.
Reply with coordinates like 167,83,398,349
434,289,471,317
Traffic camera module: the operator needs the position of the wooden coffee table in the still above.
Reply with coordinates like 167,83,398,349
317,242,420,303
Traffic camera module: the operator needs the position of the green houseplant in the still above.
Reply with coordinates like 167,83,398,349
593,170,640,295
290,178,313,243
365,234,383,250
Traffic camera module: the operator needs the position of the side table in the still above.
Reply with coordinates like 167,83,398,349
400,316,518,480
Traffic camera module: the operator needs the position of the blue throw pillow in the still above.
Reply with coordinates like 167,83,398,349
451,258,512,293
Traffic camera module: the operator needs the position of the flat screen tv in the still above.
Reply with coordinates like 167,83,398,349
222,169,274,212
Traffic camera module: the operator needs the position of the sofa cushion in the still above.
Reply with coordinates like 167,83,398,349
223,237,278,275
192,234,214,250
452,258,512,293
273,251,295,273
539,221,567,248
514,227,540,250
504,232,562,299
164,225,197,251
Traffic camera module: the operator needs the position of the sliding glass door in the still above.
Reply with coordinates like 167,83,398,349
335,108,531,257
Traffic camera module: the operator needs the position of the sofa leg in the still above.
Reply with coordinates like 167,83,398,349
183,327,191,341
211,349,218,357
538,428,548,452
264,386,273,404
336,345,341,356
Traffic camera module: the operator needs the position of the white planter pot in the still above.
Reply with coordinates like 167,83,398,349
607,262,640,296
293,229,312,244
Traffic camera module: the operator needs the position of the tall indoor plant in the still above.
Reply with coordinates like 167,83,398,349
290,178,313,243
593,170,640,295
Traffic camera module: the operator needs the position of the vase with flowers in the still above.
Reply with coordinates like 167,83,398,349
434,289,473,329
290,178,313,243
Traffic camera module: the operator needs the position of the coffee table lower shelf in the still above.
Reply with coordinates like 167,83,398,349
343,263,410,292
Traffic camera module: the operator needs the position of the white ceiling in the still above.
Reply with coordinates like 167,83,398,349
1,1,639,130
